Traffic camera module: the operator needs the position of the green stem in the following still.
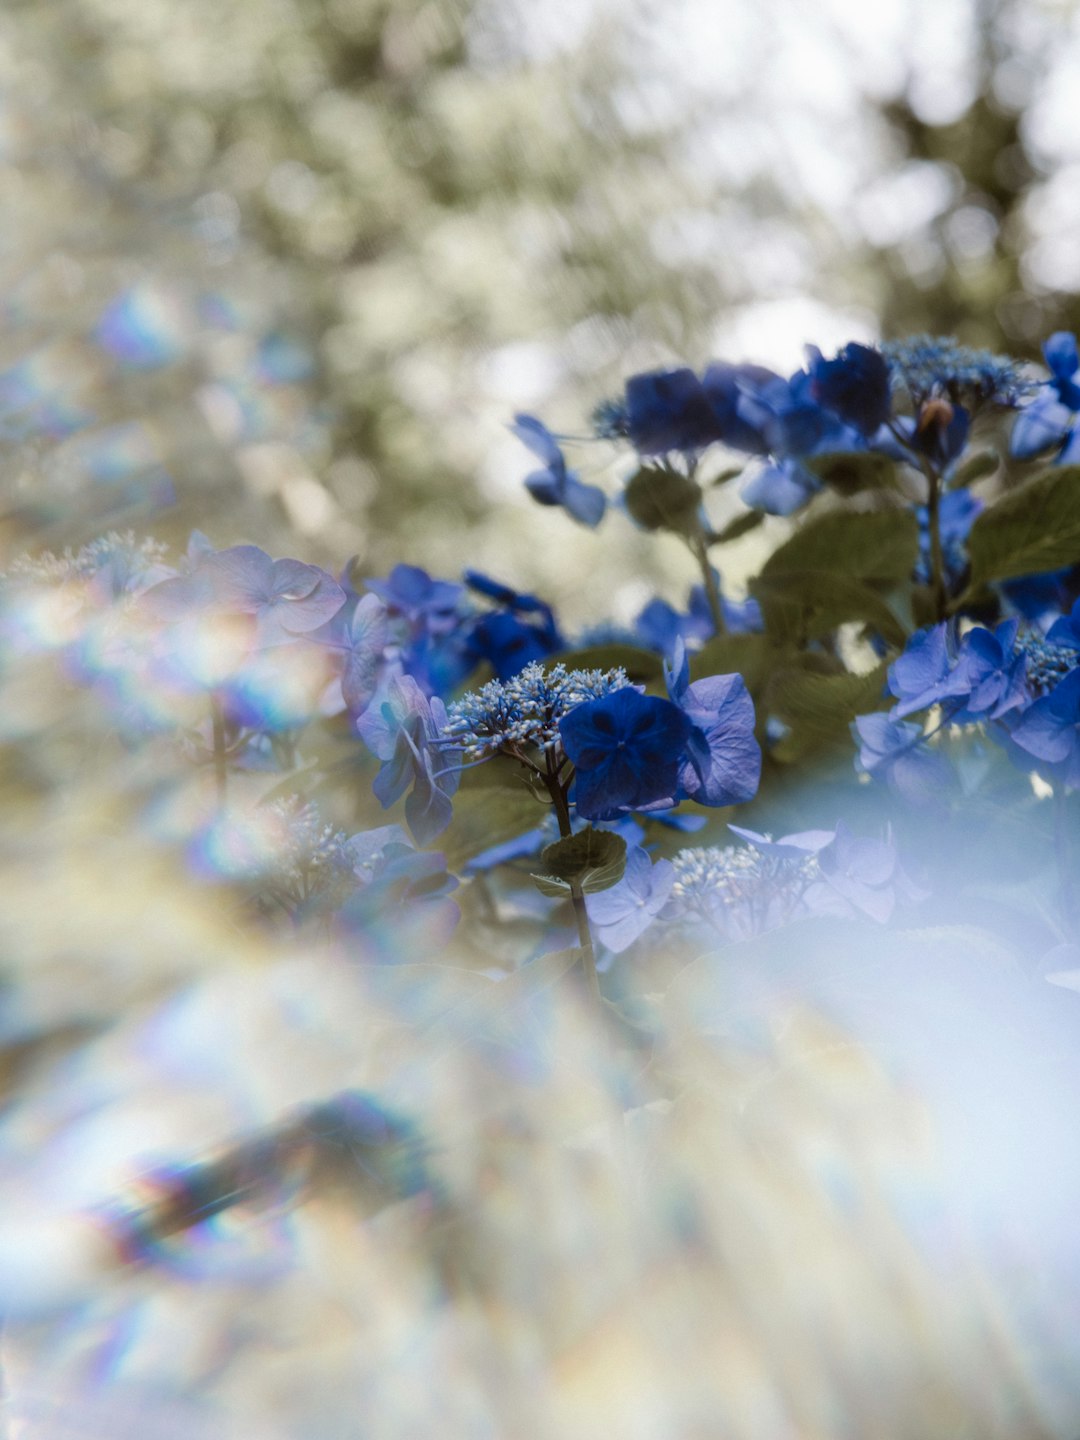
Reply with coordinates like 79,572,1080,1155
545,757,600,1000
690,528,726,637
923,462,948,624
210,696,228,808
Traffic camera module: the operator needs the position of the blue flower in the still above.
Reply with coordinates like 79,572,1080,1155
807,342,892,437
585,845,675,953
1008,668,1080,787
888,621,1027,722
365,563,463,621
511,414,606,528
852,711,954,807
622,368,721,455
1011,334,1080,461
815,821,913,924
357,675,461,844
142,544,346,648
664,640,761,807
559,687,692,821
462,570,562,680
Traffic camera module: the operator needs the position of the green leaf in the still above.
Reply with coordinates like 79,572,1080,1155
964,465,1080,592
804,450,898,496
623,464,702,536
707,463,748,488
951,449,999,486
765,661,889,762
707,509,764,545
540,826,627,893
692,632,776,694
531,873,573,899
750,570,907,647
761,507,919,585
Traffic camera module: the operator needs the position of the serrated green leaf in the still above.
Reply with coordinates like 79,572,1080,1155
964,465,1080,592
692,632,776,695
761,507,919,584
541,826,627,892
623,464,702,535
707,509,764,545
805,449,898,496
951,449,999,486
750,570,907,647
531,873,573,898
765,661,889,762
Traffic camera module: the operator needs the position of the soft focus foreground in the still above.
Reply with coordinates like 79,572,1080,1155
6,2,1080,1437
0,671,1077,1439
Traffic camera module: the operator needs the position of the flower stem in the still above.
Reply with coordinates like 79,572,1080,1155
923,462,948,624
545,757,600,999
690,528,726,637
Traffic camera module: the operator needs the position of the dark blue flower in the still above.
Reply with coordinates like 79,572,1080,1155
585,845,675,953
807,342,892,436
623,368,720,455
559,687,692,821
664,640,761,808
511,414,606,528
888,621,1027,722
364,564,462,622
462,570,562,680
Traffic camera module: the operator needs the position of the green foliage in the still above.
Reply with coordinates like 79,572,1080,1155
765,660,890,762
623,464,703,537
707,510,764,544
805,450,898,497
963,466,1080,593
951,450,999,486
760,507,919,585
751,571,908,648
532,826,627,896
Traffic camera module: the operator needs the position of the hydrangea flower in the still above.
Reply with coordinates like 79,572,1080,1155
806,342,892,437
357,674,461,844
142,542,346,649
462,570,562,680
559,686,692,820
1011,332,1080,461
1008,669,1080,787
446,661,630,761
585,845,675,953
622,367,721,455
852,711,955,808
511,414,606,528
888,622,1027,722
664,639,761,808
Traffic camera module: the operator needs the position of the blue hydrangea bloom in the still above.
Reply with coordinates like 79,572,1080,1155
889,621,1027,722
585,845,675,953
357,675,461,844
852,711,954,807
142,543,346,648
806,342,892,437
664,640,761,807
1011,333,1080,460
1009,669,1080,787
623,368,721,455
815,820,913,924
511,414,606,528
559,687,692,821
463,570,562,680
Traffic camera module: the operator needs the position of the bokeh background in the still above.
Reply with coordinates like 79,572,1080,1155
5,3,1080,1436
5,0,1080,618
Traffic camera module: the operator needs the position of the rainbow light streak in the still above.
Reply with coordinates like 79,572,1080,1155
94,286,190,371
